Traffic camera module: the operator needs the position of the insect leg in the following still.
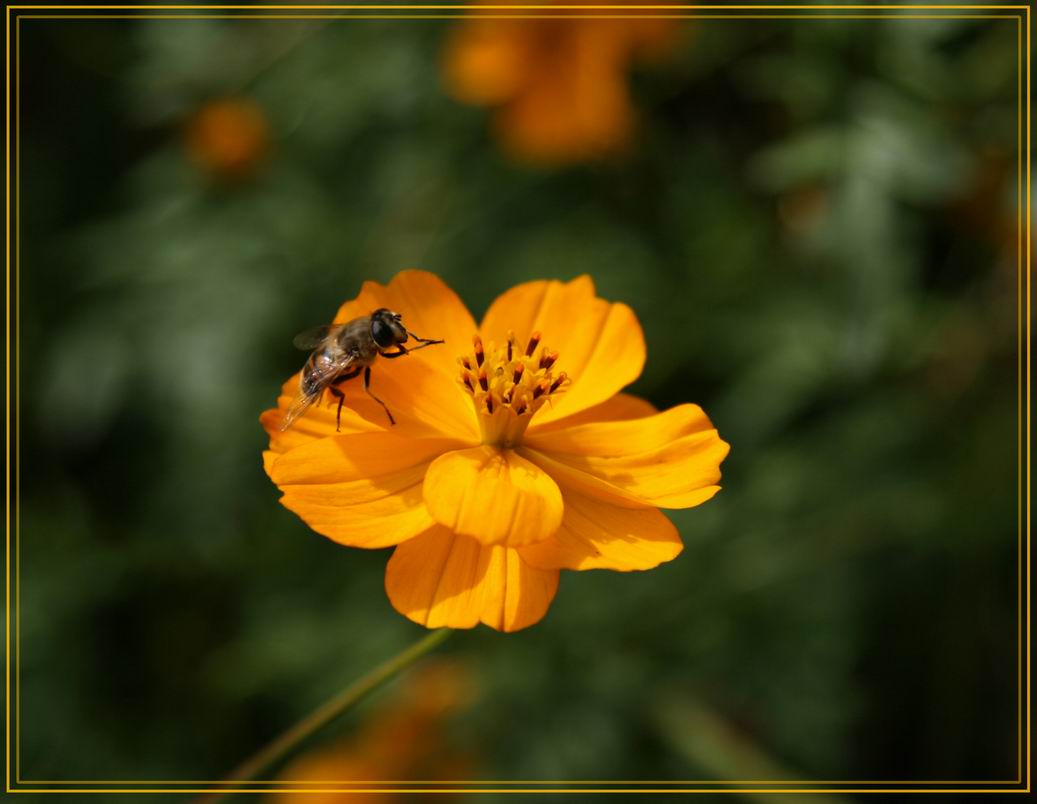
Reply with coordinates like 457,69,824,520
407,340,443,351
385,337,443,357
363,366,396,426
329,367,363,432
328,387,347,432
405,329,445,347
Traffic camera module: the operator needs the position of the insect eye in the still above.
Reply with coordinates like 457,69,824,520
371,319,396,349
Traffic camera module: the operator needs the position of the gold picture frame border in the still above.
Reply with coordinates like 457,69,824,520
4,1,1031,795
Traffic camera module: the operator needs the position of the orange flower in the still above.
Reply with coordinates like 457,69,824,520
442,2,676,164
261,271,728,632
268,660,474,802
184,97,270,181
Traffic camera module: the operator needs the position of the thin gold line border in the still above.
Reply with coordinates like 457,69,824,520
6,0,1028,796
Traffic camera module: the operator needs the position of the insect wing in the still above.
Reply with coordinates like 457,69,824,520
292,323,341,351
280,392,320,432
279,352,358,431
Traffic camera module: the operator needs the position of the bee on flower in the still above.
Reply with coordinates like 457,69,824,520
261,271,729,632
442,1,678,165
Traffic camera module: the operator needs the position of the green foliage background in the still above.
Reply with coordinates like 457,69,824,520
13,4,1024,799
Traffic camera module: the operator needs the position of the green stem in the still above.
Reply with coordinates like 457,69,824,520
201,628,452,802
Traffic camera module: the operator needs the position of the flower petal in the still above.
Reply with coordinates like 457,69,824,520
494,24,634,163
479,276,645,425
385,526,560,632
519,491,682,571
521,403,729,508
326,270,481,441
267,432,459,548
260,373,381,457
527,391,656,433
527,401,712,454
443,19,531,105
422,446,563,547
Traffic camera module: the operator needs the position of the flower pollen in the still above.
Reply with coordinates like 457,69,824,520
458,331,568,447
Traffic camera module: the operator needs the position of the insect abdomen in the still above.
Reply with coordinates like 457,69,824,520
300,369,321,397
300,350,337,396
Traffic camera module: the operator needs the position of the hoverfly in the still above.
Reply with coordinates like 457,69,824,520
280,308,444,432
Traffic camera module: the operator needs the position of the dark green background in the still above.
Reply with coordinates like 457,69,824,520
12,5,1025,799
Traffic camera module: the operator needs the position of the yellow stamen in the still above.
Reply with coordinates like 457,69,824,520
456,331,569,446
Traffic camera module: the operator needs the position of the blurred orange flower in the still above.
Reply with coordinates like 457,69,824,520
184,97,270,181
442,2,677,164
261,271,728,632
268,660,473,802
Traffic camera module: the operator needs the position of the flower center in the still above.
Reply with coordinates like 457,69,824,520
457,331,568,447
